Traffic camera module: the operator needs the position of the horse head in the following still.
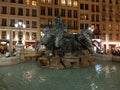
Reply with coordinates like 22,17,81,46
40,27,54,46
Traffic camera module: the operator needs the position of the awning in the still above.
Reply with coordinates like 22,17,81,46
25,40,35,45
104,44,116,47
0,40,9,45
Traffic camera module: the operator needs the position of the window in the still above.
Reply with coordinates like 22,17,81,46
73,21,78,29
10,7,15,15
18,8,23,15
32,0,37,6
48,0,52,4
96,14,99,22
10,0,15,3
61,0,66,5
67,0,72,6
116,0,118,4
109,0,112,3
109,33,112,40
96,0,99,2
26,21,30,28
85,14,89,20
55,8,59,16
80,4,84,9
109,15,112,21
73,1,77,7
32,21,37,28
32,32,37,40
91,14,95,21
40,18,46,27
116,33,119,40
61,9,66,17
102,24,106,30
48,7,52,16
26,0,30,5
10,19,15,27
2,0,7,2
116,24,119,31
80,23,84,29
103,0,105,2
13,31,15,39
109,24,112,30
26,9,30,16
80,14,89,20
2,6,7,14
26,32,30,40
54,0,59,5
2,18,7,26
102,33,106,40
18,19,23,23
85,4,88,10
109,6,112,12
80,14,84,20
80,14,88,20
19,32,23,40
96,24,100,30
67,10,72,17
67,20,72,29
40,0,45,3
18,0,23,4
85,24,89,29
32,9,37,17
96,5,99,12
41,7,46,15
102,5,106,11
91,5,95,12
1,31,6,39
102,13,106,21
74,10,78,18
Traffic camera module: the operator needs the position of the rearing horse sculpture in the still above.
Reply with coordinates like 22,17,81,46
40,16,94,57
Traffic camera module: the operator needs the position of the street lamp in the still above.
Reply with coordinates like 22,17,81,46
14,22,26,44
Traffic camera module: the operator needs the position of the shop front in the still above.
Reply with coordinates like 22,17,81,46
25,40,36,48
0,40,9,54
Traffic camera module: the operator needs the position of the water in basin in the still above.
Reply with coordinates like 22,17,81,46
0,59,119,90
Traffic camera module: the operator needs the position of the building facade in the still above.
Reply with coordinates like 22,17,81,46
0,0,39,47
0,0,119,52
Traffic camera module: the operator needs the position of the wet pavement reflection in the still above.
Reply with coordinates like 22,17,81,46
0,60,120,90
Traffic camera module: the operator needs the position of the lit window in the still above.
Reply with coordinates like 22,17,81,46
80,14,88,20
73,1,77,7
67,0,72,6
41,0,45,3
61,0,66,5
109,24,112,30
26,0,30,5
48,0,52,4
32,0,37,6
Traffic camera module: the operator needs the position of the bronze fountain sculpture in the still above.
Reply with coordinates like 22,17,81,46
38,15,96,68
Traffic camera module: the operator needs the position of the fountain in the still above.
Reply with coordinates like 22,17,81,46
38,15,96,68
